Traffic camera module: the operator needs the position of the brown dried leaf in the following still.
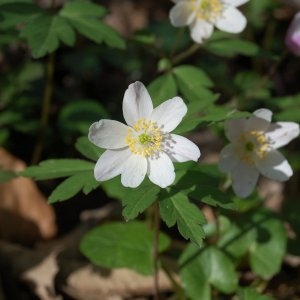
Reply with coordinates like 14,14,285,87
0,148,57,244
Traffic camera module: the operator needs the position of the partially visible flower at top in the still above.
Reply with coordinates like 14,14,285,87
218,109,299,198
169,0,249,44
88,82,201,189
286,11,300,56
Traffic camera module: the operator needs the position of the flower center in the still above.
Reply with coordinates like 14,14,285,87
125,118,163,157
237,131,269,164
192,0,224,22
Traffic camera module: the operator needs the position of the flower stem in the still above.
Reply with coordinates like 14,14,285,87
31,52,55,164
153,200,161,300
172,43,201,65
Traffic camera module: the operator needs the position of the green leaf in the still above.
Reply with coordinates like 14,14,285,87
48,171,99,203
59,1,107,19
173,65,216,108
204,32,259,57
60,1,125,49
159,192,205,247
218,209,287,279
20,13,76,58
58,100,109,135
197,106,250,125
75,136,103,161
173,65,213,90
147,73,177,106
0,169,16,183
180,244,238,300
80,221,171,275
191,184,235,210
102,177,160,221
249,210,287,278
0,2,42,29
20,159,94,180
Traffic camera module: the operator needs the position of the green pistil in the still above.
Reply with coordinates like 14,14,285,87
200,0,209,10
139,133,150,144
245,141,254,152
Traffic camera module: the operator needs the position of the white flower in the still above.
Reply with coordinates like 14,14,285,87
169,0,249,43
219,109,299,198
88,81,201,188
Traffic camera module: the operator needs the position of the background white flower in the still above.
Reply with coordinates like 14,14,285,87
169,0,249,43
219,109,300,198
88,81,201,188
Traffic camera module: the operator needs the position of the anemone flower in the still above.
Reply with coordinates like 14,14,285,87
88,81,201,188
169,0,249,43
219,109,299,198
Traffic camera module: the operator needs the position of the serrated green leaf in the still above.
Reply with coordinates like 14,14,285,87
147,73,177,106
122,184,160,221
20,159,94,180
159,192,205,247
60,1,125,49
80,221,171,275
48,171,99,203
75,136,103,161
180,244,238,299
101,177,160,220
0,169,16,183
20,13,76,58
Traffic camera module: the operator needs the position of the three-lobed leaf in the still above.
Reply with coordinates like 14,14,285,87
102,177,160,221
60,1,125,49
159,192,205,247
20,13,76,58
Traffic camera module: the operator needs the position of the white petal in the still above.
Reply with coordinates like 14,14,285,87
151,97,187,132
121,155,147,188
169,2,195,27
224,118,247,141
167,134,201,162
88,119,129,149
256,150,293,181
218,143,239,172
224,0,249,7
94,149,131,181
123,81,153,127
215,6,247,34
231,161,259,198
147,153,175,188
265,122,300,149
246,108,272,132
190,19,214,43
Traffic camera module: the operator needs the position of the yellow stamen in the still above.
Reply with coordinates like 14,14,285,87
191,0,224,22
237,131,269,165
125,118,163,157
